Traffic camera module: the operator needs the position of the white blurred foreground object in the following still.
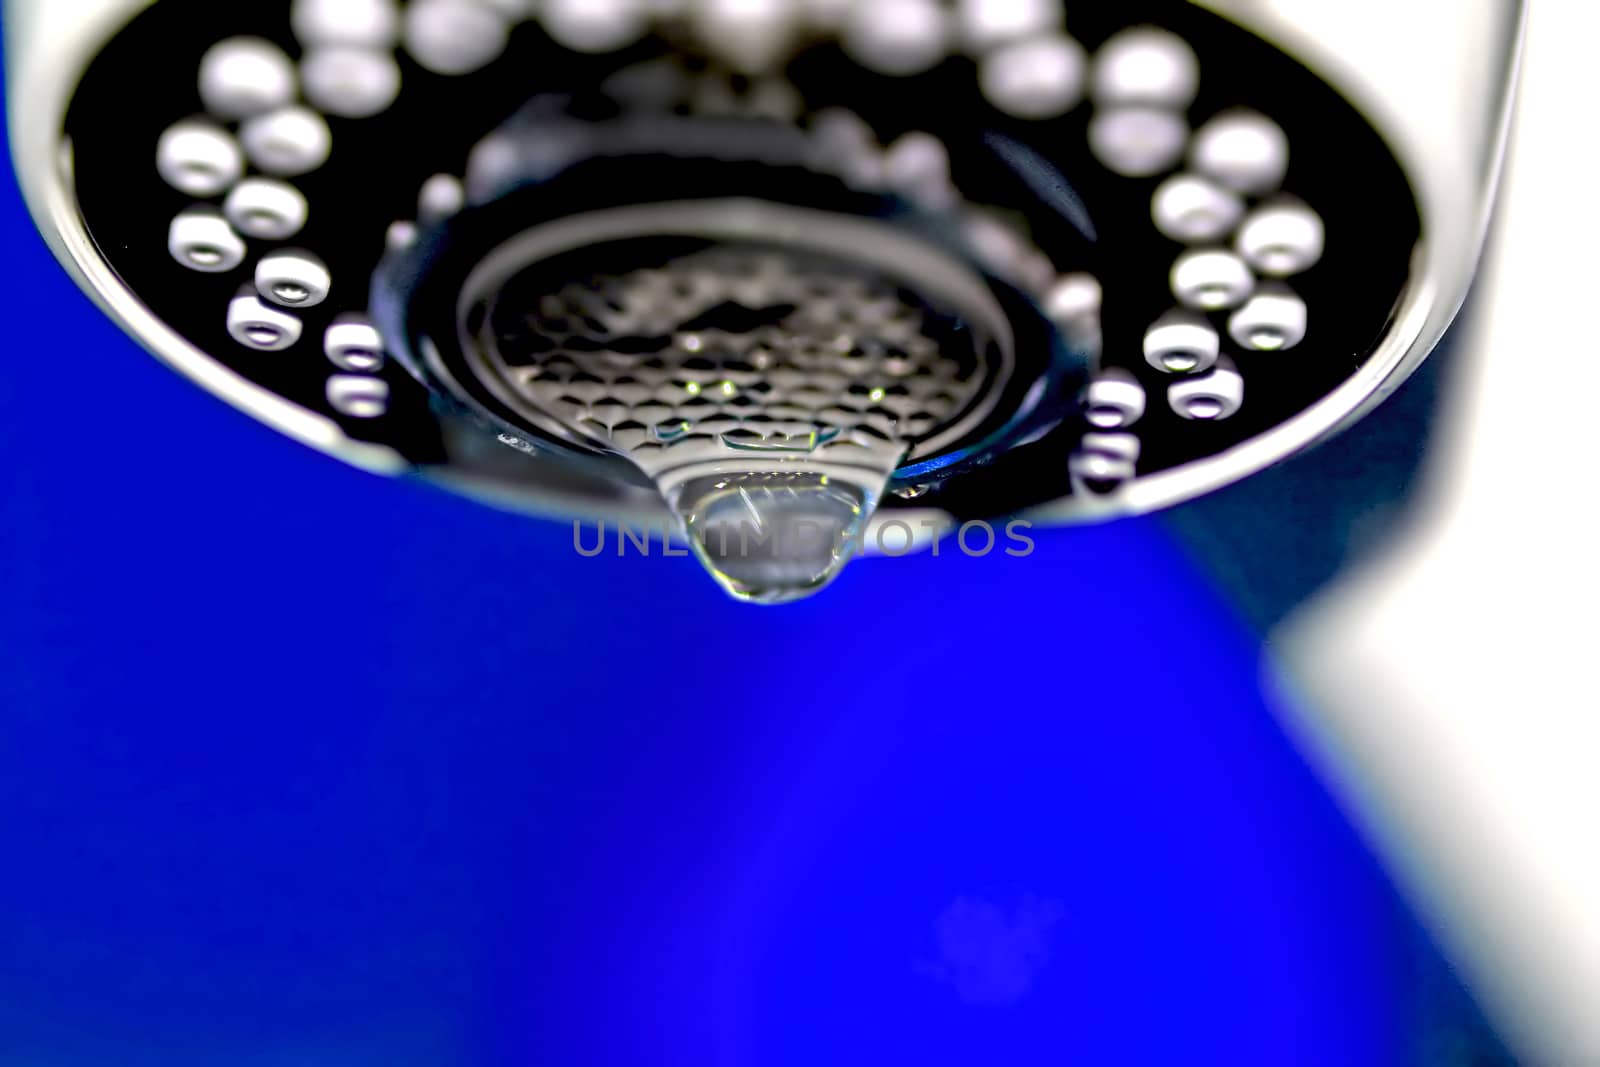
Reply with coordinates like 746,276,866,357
1275,4,1600,1061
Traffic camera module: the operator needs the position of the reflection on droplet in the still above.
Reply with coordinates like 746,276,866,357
670,471,878,605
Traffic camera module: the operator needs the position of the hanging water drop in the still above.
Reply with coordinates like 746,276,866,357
457,231,1008,603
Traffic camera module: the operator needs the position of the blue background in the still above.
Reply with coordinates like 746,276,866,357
0,90,1488,1067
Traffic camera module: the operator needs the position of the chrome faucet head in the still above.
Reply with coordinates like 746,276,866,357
9,0,1497,602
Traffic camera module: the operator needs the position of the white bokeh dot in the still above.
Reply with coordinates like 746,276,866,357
302,47,403,118
979,36,1087,119
241,107,333,177
199,37,296,120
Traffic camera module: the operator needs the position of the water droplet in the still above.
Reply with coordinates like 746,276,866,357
668,471,880,605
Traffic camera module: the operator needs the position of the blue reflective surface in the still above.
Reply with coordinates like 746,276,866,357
0,97,1445,1067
